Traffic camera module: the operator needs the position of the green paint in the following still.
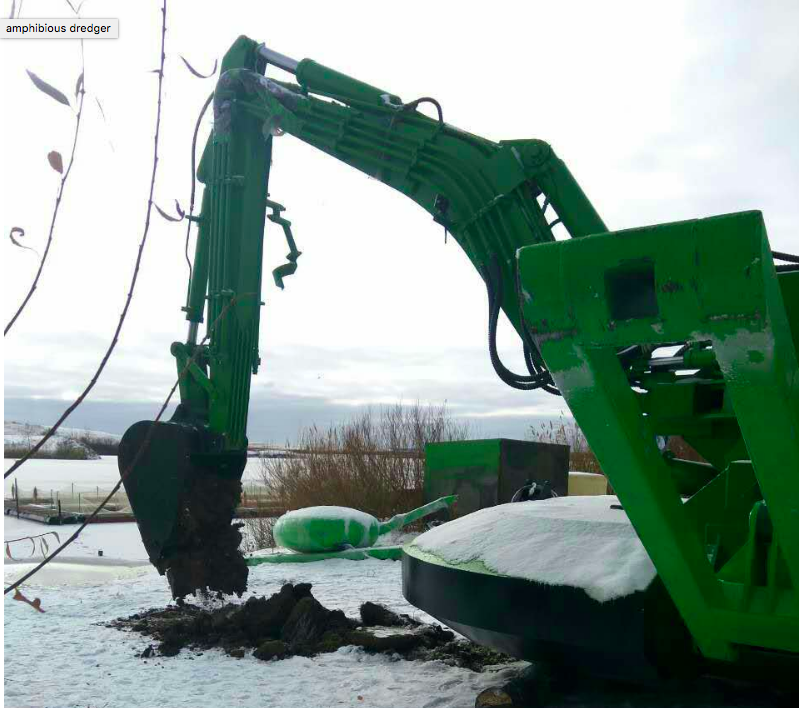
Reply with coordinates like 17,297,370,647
274,509,378,554
518,211,799,662
246,545,403,566
273,497,456,554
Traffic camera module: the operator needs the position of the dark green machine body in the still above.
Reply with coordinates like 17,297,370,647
424,439,569,515
516,213,799,681
120,34,799,684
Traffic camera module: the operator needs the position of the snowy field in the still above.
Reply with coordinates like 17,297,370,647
4,461,791,708
5,514,789,708
4,514,149,562
4,421,121,461
4,515,522,708
3,455,266,497
4,421,122,442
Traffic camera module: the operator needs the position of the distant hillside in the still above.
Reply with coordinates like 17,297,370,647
4,421,121,459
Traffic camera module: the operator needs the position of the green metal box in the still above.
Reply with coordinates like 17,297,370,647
423,438,569,517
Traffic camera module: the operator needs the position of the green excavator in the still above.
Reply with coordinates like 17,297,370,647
118,36,799,684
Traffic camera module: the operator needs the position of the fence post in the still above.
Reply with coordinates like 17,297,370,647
58,500,62,521
15,480,19,518
78,493,81,512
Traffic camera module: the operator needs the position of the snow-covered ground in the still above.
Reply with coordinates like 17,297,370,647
4,421,122,444
4,511,790,707
3,455,266,498
3,459,787,708
4,514,149,562
4,515,521,708
4,421,121,459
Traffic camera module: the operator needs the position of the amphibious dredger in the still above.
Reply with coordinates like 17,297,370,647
119,36,799,685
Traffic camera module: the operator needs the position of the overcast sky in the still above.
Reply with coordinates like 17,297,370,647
2,1,798,443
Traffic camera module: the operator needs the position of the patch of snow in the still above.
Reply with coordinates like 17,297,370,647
5,514,149,561
4,421,122,441
246,546,285,558
5,456,266,497
4,559,152,587
411,496,656,602
280,506,376,526
4,421,121,459
375,529,419,547
278,505,377,542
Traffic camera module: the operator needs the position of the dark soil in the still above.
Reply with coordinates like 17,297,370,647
160,474,248,600
109,583,513,671
360,601,421,628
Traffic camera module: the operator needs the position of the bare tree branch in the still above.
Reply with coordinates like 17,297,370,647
5,66,85,335
183,92,213,292
180,55,217,79
5,0,169,477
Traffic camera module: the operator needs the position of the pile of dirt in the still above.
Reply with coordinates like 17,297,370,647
109,583,512,671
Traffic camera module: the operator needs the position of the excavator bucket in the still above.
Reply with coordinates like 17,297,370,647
118,419,249,599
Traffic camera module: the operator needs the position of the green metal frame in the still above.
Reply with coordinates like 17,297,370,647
518,211,799,664
176,38,271,450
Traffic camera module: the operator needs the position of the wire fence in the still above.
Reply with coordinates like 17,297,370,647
4,480,285,521
5,484,131,515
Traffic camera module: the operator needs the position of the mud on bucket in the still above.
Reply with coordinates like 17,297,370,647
118,420,249,599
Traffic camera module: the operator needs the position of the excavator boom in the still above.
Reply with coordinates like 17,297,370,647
118,35,603,597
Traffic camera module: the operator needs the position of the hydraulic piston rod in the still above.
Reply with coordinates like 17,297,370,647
257,44,299,74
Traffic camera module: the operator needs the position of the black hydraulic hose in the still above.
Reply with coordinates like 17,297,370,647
512,262,560,395
487,279,545,388
523,341,560,396
772,251,799,263
482,262,554,391
521,329,560,395
772,251,799,273
402,96,444,125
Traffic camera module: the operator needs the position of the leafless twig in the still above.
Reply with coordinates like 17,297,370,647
4,53,86,335
5,0,169,478
184,92,213,291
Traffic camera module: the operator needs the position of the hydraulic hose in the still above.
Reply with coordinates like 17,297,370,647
482,260,558,393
